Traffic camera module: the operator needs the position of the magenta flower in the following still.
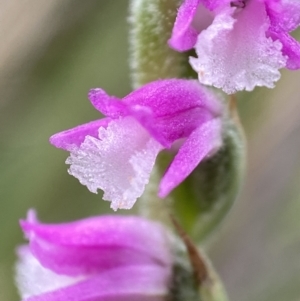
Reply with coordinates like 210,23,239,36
50,79,223,210
16,210,172,301
169,0,300,94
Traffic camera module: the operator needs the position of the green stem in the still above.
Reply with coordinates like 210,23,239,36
129,0,192,88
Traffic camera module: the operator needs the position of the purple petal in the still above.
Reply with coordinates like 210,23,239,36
49,118,111,151
266,0,300,32
51,80,222,150
266,0,300,70
124,79,221,118
158,118,222,198
123,79,222,146
20,212,171,276
168,0,202,51
139,107,217,148
24,265,170,301
269,30,300,70
88,88,127,118
280,0,300,32
168,0,232,51
202,0,230,10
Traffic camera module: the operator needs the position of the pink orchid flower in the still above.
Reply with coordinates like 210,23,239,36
169,0,300,94
16,210,172,301
50,79,223,210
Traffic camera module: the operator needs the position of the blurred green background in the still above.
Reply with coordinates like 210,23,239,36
1,1,300,300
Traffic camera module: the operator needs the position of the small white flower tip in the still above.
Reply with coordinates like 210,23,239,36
66,117,162,210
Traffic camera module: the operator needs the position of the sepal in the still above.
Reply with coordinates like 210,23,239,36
141,100,245,242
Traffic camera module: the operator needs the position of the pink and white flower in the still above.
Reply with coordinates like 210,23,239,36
16,210,172,301
50,79,223,210
169,0,300,94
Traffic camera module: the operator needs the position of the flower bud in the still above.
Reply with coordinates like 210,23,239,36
15,210,172,301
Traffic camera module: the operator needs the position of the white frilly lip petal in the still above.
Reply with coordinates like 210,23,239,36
66,117,163,211
190,2,287,94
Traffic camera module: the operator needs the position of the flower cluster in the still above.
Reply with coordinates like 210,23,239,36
169,0,300,93
48,1,300,209
15,1,300,301
50,79,223,210
16,210,172,301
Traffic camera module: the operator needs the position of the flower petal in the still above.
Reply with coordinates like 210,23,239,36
266,0,300,70
65,117,163,210
190,2,287,93
16,246,85,300
266,0,300,32
159,118,222,198
88,88,127,118
268,30,300,70
49,119,111,151
202,0,231,11
124,79,222,147
281,0,300,31
168,0,202,51
139,108,217,148
21,265,170,301
20,211,171,276
123,79,221,117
